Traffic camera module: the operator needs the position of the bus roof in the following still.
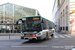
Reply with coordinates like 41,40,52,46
22,15,54,23
22,15,40,18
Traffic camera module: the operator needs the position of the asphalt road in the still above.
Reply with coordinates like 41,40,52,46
0,32,75,50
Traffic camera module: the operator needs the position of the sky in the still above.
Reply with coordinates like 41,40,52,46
0,0,54,21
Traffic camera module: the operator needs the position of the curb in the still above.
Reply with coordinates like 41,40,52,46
0,33,21,36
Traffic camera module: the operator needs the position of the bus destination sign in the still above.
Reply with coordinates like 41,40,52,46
33,17,40,20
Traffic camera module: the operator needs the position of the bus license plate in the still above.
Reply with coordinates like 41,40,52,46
24,35,32,37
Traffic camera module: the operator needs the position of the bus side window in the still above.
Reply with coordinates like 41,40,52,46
48,22,52,29
42,23,45,29
42,19,45,30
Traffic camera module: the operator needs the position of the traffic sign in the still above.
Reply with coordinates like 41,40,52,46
71,19,74,23
57,18,60,20
73,10,75,13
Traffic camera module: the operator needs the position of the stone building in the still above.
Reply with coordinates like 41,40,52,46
52,0,59,32
53,0,75,34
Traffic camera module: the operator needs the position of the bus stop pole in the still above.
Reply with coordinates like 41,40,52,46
9,29,10,39
9,28,11,40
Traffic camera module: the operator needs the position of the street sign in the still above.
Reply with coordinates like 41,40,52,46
73,10,75,13
57,18,60,20
71,19,74,23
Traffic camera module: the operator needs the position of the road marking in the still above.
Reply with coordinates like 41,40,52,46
51,34,72,39
59,35,65,38
11,45,47,47
54,35,58,38
64,35,71,38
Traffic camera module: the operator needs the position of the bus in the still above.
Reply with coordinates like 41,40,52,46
16,15,55,40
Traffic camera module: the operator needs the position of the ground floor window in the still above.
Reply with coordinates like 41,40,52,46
60,26,68,31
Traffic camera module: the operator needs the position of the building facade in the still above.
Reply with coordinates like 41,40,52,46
52,0,60,32
59,0,69,33
53,0,75,33
69,0,75,34
0,3,39,33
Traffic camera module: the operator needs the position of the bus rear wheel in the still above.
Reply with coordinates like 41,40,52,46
51,34,54,37
21,36,24,39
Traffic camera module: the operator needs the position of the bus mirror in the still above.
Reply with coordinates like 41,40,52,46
16,21,18,25
16,19,22,24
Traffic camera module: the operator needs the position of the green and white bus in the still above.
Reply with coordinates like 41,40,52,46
16,15,55,40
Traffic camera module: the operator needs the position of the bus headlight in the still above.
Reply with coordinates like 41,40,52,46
38,33,41,35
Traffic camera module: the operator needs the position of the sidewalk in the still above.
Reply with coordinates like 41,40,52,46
0,36,20,40
0,33,21,36
55,31,75,35
70,32,75,35
0,33,21,40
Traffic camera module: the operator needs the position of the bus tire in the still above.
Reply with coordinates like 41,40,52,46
51,34,54,37
21,36,24,39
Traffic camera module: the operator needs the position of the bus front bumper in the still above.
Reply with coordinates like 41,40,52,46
21,36,42,40
24,37,37,40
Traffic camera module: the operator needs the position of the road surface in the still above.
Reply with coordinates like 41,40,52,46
0,32,75,50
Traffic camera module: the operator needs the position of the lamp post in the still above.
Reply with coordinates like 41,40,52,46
7,22,10,39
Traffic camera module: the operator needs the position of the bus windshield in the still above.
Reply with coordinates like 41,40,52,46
22,20,42,32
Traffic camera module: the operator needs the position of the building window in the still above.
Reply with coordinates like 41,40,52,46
66,5,68,31
0,5,3,23
63,9,65,30
60,12,62,30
